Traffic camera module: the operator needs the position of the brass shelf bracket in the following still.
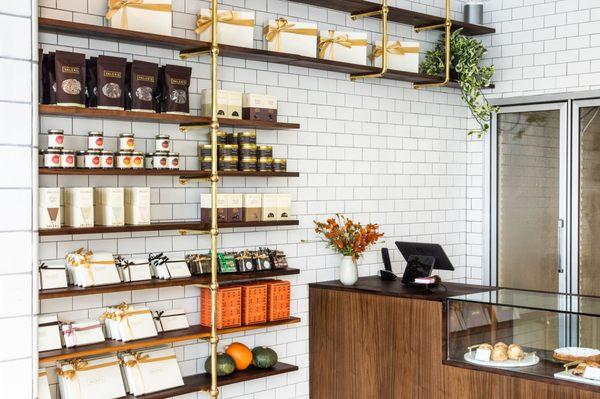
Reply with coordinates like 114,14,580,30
179,176,212,185
179,47,212,60
413,0,452,89
349,0,389,81
178,229,210,236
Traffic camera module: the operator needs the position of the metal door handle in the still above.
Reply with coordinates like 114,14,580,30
557,219,564,273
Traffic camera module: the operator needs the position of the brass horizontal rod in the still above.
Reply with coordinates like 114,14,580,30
179,229,210,235
179,177,211,185
179,48,212,59
180,124,211,132
414,22,446,32
351,8,383,20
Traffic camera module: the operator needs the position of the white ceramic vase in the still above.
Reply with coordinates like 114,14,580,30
339,256,358,286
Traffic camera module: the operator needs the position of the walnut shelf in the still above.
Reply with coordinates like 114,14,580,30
38,220,300,236
39,318,301,363
39,104,300,130
39,168,300,178
39,268,301,299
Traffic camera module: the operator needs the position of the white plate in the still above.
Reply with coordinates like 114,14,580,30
555,370,600,386
463,351,540,368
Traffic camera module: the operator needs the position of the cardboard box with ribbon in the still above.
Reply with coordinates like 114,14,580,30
196,9,255,48
318,30,368,65
264,18,318,58
105,0,172,37
371,40,420,73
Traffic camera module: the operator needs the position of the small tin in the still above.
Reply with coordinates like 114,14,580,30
219,156,238,171
100,150,114,169
239,144,257,158
257,157,273,172
116,151,133,169
226,132,238,144
47,129,64,149
237,131,256,145
153,151,169,169
85,150,102,169
239,157,257,172
76,150,86,168
155,134,170,152
199,144,213,158
200,156,213,171
273,158,287,172
216,131,227,145
144,153,154,169
219,144,238,158
131,151,144,169
167,152,180,170
61,150,75,168
119,133,135,151
88,131,104,150
44,149,62,168
257,145,273,158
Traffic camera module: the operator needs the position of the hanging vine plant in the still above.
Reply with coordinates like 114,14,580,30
420,28,498,137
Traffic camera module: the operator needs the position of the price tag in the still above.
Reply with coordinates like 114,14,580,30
475,348,491,361
582,365,600,380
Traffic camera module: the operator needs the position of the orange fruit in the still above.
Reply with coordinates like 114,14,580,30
225,342,253,371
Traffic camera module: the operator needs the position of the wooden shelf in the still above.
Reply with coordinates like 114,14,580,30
39,168,300,178
38,18,492,87
290,0,495,36
39,318,301,362
39,268,301,299
39,104,300,130
39,220,299,236
129,363,299,399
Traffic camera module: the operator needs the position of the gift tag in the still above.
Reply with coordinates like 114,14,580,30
475,348,491,361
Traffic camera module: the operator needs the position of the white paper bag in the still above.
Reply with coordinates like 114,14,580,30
38,369,52,399
38,315,63,352
39,260,68,290
264,18,318,57
61,319,105,348
196,9,255,48
121,348,183,395
106,0,172,37
371,40,420,73
153,309,189,332
318,30,368,65
57,356,125,399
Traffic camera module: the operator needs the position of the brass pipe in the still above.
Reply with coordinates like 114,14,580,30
178,229,210,236
350,0,388,80
351,8,384,20
179,48,212,60
414,0,451,89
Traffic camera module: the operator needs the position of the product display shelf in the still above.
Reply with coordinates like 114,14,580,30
39,268,301,299
38,220,300,236
39,168,300,178
39,318,301,362
289,0,495,36
37,18,493,88
39,104,300,130
127,363,299,399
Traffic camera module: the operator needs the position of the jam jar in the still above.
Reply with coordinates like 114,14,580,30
131,151,144,169
272,158,287,172
200,156,213,171
216,131,227,145
199,144,212,158
155,135,170,152
219,156,238,171
257,145,273,158
237,131,256,145
75,150,86,168
119,133,135,151
44,149,62,168
167,152,180,170
85,150,102,169
239,157,257,172
239,144,257,158
61,150,75,168
144,153,154,169
47,129,64,149
226,132,238,144
116,151,133,169
153,151,169,169
219,144,238,158
88,131,104,150
257,157,273,172
100,150,114,169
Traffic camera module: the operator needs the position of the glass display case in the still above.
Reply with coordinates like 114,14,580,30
447,288,600,387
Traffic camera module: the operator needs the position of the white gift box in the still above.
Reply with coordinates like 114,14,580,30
95,187,125,227
38,315,63,352
121,348,183,396
153,309,189,332
57,356,125,399
264,18,318,57
196,9,254,48
106,0,172,37
66,249,120,287
262,194,278,221
318,30,368,65
39,187,61,229
64,188,94,228
154,258,191,279
38,369,52,399
125,187,151,225
371,40,420,73
102,303,157,342
39,260,68,290
61,319,105,348
201,89,242,119
277,193,292,221
115,257,153,282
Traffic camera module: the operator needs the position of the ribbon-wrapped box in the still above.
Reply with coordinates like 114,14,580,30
61,319,105,348
371,40,420,73
153,309,189,332
102,302,157,342
148,253,191,279
120,348,184,396
57,356,125,399
318,30,368,65
115,256,152,282
264,18,318,57
66,248,121,287
196,9,255,48
39,260,68,290
38,315,63,352
106,0,172,37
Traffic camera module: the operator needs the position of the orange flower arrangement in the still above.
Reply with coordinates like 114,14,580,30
314,214,384,261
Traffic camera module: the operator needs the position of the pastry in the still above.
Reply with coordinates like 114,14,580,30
553,347,600,363
507,344,524,361
494,342,508,351
491,346,508,361
479,343,493,352
573,362,600,376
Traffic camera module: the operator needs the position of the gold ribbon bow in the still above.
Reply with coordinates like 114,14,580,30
122,352,176,367
67,248,115,286
318,31,367,60
105,0,172,30
195,10,254,34
56,360,88,380
101,302,152,339
369,41,419,61
263,18,318,52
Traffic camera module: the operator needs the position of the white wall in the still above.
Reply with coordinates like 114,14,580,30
0,1,37,398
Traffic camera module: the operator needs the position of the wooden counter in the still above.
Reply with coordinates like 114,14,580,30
309,277,600,399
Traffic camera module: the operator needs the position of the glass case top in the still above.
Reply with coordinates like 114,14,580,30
449,288,600,317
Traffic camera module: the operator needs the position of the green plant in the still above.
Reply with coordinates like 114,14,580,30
420,28,498,137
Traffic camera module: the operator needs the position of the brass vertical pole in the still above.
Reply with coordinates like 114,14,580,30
349,0,388,80
209,0,220,398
